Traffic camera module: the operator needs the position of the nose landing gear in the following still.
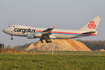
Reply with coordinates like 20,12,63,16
11,35,13,40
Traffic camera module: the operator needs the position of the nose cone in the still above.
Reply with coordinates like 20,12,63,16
2,28,10,34
2,28,6,32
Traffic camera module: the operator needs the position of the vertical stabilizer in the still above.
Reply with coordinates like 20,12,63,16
79,16,101,31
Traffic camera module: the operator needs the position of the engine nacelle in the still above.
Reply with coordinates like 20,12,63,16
27,34,36,39
34,33,42,37
27,33,42,39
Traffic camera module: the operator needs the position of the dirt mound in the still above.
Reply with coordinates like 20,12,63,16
26,39,91,51
100,49,105,51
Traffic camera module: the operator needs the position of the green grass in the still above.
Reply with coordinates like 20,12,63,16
33,51,105,56
0,52,105,70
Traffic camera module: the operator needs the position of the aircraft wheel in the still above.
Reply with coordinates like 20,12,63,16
48,41,52,43
11,38,13,40
40,40,43,43
46,40,49,43
46,40,52,43
11,35,13,40
41,40,43,43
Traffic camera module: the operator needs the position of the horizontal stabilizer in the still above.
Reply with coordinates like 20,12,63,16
82,31,95,34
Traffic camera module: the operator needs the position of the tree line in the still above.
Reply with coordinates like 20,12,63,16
77,39,105,50
3,40,105,51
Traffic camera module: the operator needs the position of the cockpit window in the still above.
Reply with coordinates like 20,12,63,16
13,26,15,27
8,25,15,27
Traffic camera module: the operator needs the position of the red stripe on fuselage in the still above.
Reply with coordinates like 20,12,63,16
36,30,97,36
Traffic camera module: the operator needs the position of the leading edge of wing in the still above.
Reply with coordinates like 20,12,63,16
42,25,56,32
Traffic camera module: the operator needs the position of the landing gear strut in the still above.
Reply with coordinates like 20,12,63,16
40,38,52,43
46,39,52,43
11,35,13,40
40,38,43,43
40,35,52,43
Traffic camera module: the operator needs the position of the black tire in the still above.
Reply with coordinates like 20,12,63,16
48,41,52,43
46,40,49,43
11,38,13,40
41,40,43,43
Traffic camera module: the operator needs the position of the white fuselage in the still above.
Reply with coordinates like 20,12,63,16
2,25,97,39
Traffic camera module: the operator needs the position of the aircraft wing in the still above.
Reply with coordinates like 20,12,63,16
39,25,56,43
41,25,56,35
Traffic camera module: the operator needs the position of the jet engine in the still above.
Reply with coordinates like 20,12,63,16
27,33,42,39
27,34,36,39
34,33,42,37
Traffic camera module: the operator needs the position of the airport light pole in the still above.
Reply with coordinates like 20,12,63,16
2,43,4,52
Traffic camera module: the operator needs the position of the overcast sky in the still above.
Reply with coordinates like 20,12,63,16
0,0,105,47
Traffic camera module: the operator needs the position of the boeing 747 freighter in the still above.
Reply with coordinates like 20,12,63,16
2,16,101,43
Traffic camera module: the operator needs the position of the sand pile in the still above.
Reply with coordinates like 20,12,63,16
100,49,105,51
26,39,91,51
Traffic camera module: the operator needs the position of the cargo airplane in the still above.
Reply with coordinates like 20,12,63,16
2,16,101,43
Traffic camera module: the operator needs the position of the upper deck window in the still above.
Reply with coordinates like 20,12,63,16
8,25,15,27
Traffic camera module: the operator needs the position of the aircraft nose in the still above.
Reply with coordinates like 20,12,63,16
2,28,5,32
2,27,13,34
2,28,8,33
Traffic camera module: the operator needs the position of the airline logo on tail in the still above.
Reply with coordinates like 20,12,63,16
79,16,101,31
88,20,96,29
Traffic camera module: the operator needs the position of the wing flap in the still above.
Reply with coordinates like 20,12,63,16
41,25,56,38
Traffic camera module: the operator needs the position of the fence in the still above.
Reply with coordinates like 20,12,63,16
29,51,105,56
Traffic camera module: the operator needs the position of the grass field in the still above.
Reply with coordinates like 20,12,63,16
33,51,105,56
0,52,105,70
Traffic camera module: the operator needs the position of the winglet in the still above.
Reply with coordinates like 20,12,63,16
52,25,56,28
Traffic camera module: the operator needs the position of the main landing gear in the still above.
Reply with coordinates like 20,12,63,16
40,39,43,43
46,39,52,43
40,38,52,43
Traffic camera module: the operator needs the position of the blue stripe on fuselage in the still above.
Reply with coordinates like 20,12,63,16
36,31,89,36
52,33,88,36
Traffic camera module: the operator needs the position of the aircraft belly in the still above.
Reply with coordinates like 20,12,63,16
52,34,75,39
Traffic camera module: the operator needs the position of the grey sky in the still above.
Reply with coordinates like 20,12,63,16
0,0,105,47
